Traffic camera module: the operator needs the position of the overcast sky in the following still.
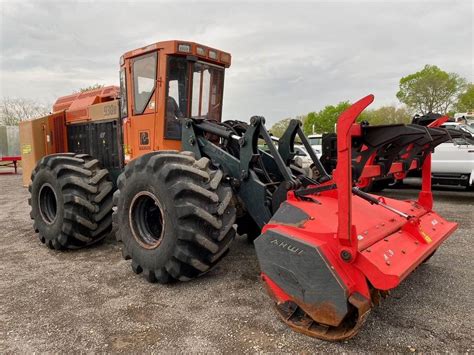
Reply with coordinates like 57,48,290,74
0,0,472,125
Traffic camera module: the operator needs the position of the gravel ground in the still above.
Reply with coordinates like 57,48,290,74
0,173,473,353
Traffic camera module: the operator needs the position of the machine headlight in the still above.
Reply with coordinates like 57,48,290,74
196,47,206,56
178,43,191,53
208,50,217,60
221,53,230,63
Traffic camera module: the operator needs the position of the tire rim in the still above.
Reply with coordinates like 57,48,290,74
129,191,165,249
38,183,58,225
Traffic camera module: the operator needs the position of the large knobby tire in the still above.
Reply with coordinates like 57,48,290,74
29,153,114,249
113,151,237,283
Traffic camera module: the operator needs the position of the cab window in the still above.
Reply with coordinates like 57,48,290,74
132,52,157,115
119,67,128,118
191,63,224,121
165,57,225,140
165,56,189,139
309,137,322,146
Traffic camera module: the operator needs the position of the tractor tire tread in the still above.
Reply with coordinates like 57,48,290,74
29,153,114,249
114,150,236,284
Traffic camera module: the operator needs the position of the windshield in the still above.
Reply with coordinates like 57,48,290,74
165,56,225,139
191,62,224,120
309,137,322,146
459,124,474,134
133,52,157,115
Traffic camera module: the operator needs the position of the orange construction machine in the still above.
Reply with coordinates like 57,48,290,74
21,40,457,341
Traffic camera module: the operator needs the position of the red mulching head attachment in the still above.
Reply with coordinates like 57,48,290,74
254,95,458,341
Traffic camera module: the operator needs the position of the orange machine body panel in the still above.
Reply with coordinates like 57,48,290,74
120,40,231,162
19,111,67,186
53,86,120,124
53,85,119,111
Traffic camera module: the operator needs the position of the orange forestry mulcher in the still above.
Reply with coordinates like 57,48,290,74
21,40,457,341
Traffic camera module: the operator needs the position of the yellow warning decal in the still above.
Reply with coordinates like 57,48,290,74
420,230,432,243
22,144,32,155
123,144,131,155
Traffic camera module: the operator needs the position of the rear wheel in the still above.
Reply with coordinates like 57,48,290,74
113,151,237,283
29,153,114,249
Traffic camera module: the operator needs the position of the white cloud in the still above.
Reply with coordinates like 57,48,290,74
0,0,472,125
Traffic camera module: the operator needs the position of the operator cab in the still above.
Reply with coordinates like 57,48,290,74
119,40,231,161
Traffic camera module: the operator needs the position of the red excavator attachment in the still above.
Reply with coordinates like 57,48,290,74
254,95,457,341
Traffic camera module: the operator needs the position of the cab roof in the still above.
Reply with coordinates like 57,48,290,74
121,40,231,68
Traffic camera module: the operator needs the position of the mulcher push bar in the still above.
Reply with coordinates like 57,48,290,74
352,187,411,219
296,184,413,219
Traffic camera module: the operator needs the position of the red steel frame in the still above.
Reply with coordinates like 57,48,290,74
357,115,449,189
333,95,373,256
0,156,21,175
263,94,457,297
333,96,452,254
417,116,449,210
254,95,457,340
328,95,456,289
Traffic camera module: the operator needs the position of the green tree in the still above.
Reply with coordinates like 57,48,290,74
269,118,291,137
362,106,411,125
269,115,306,138
303,102,351,134
77,83,105,93
456,83,474,112
396,65,466,114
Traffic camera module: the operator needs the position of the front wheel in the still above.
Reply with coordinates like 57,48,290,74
113,151,237,283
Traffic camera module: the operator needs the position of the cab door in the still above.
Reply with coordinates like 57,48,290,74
129,51,159,159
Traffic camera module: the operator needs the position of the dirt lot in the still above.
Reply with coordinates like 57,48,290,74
0,172,473,353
